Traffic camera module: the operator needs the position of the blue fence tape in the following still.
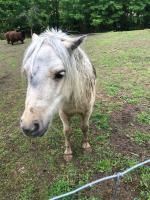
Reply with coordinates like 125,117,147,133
49,159,150,200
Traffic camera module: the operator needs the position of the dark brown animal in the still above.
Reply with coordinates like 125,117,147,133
4,32,10,44
4,31,25,45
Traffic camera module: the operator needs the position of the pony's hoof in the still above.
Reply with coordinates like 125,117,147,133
83,147,92,154
82,142,91,149
82,142,92,153
64,154,73,162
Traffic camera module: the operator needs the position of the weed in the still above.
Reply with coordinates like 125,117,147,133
121,96,138,105
132,131,150,145
19,184,35,200
140,172,150,189
95,159,112,173
136,112,150,125
80,197,101,200
95,133,110,143
104,83,120,96
48,178,71,199
91,113,110,130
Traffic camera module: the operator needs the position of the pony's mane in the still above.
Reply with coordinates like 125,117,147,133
22,29,95,104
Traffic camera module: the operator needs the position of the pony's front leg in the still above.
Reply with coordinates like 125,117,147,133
59,110,73,161
81,112,92,153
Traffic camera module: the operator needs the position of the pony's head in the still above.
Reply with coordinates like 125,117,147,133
20,30,85,137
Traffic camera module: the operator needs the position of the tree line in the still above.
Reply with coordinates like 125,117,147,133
0,0,150,35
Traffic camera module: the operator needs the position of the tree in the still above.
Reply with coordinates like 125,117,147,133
0,0,150,34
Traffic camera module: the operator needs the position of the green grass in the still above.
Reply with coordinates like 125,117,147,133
136,112,150,125
48,178,72,199
0,30,150,199
132,131,150,145
95,159,112,173
91,112,110,130
19,183,35,200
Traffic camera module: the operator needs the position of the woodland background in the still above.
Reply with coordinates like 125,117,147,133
0,0,150,35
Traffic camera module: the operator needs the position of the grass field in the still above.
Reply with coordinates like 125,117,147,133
0,30,150,200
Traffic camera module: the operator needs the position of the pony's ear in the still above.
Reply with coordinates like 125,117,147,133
62,35,86,51
32,33,39,42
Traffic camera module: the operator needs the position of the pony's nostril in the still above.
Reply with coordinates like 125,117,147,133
33,123,40,132
22,123,39,136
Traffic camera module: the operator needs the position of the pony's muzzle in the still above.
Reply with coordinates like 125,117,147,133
20,119,45,137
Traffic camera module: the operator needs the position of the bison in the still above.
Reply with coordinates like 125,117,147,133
4,31,25,45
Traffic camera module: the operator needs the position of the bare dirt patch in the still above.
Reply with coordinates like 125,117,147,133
110,104,140,128
110,133,148,158
110,104,150,158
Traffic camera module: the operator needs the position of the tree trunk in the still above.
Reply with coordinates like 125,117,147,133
30,27,33,37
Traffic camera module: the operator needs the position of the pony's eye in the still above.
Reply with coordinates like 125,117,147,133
55,70,65,79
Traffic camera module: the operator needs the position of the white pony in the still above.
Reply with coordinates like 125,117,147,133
20,29,96,161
